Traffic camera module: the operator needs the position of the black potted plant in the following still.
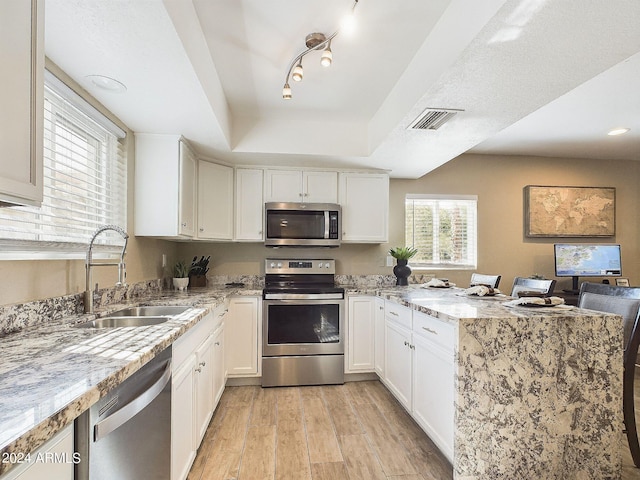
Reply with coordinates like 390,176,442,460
389,246,418,286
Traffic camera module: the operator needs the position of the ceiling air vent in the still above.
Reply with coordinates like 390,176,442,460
408,108,463,131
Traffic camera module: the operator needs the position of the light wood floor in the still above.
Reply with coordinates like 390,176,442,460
187,380,452,480
187,379,640,480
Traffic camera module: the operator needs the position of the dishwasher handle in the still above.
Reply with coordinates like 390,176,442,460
94,359,172,442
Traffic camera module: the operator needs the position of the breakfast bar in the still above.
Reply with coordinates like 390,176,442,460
376,286,624,479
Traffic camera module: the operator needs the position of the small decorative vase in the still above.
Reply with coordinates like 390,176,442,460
393,259,412,286
172,277,189,291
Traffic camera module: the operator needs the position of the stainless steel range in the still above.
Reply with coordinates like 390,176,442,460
262,259,345,387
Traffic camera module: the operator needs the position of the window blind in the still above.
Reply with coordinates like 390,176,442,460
405,194,477,269
0,71,127,259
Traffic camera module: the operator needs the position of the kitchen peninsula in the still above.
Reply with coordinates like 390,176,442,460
374,285,623,479
0,281,624,479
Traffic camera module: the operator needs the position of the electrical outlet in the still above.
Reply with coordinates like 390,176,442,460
386,255,394,267
162,254,167,268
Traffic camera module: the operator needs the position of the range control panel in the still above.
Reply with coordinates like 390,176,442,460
265,259,335,275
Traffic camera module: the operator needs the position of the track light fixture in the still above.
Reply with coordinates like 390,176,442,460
282,0,359,100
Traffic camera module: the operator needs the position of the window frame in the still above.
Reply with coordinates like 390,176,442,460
405,194,478,270
0,70,127,260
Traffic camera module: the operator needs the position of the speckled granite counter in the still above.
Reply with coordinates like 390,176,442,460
0,284,262,476
348,285,624,480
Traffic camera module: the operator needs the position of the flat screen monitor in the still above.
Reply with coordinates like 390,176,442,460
554,244,622,292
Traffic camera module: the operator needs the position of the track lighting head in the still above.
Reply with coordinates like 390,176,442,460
282,83,292,99
292,62,304,82
321,44,333,67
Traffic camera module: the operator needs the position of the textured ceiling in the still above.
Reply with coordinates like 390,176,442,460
45,0,640,178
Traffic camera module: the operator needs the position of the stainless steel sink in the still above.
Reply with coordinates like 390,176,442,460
105,306,191,317
74,305,191,328
75,316,170,328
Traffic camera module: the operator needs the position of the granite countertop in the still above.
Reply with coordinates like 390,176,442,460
346,284,592,324
0,285,261,475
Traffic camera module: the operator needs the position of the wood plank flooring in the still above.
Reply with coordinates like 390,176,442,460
187,380,452,480
187,380,640,480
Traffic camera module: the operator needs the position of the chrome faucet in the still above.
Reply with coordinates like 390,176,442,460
84,225,129,314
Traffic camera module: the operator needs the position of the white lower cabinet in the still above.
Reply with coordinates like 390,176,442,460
374,297,385,377
171,354,196,480
384,318,413,410
212,324,225,404
379,301,456,463
0,424,74,480
346,296,375,373
194,334,215,444
171,306,226,480
225,297,260,377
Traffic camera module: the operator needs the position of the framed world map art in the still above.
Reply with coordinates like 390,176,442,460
524,185,616,237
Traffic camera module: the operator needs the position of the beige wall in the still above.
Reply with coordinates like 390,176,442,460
179,153,640,292
0,61,177,306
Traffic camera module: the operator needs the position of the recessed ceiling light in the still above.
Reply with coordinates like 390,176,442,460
85,75,127,94
607,127,630,136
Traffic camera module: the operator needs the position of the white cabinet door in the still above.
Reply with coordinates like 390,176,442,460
171,355,196,480
347,296,375,372
235,168,264,241
194,334,215,445
225,297,260,376
384,320,412,410
2,424,73,480
178,141,197,237
374,297,385,377
412,333,455,462
264,169,338,203
302,171,338,203
134,134,196,238
211,323,225,405
0,0,43,207
264,169,302,202
197,161,233,240
338,172,389,243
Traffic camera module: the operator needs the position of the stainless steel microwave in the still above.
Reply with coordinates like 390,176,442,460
264,202,341,247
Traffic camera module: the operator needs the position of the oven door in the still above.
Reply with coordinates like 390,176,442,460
263,298,344,356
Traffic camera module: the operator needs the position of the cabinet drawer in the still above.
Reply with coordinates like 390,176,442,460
212,301,229,329
173,312,214,368
384,301,412,329
413,311,455,352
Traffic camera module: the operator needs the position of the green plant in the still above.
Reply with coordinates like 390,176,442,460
389,246,418,260
173,260,190,278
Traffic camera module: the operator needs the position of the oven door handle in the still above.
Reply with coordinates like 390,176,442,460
264,293,344,300
93,359,172,442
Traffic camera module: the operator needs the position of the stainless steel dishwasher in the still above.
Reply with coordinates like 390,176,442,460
75,346,172,480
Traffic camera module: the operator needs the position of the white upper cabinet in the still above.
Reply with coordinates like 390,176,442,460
234,168,264,241
0,0,44,206
264,169,337,203
134,134,196,238
197,161,233,240
338,172,389,243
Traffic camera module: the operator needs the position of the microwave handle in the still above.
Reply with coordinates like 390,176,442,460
324,211,330,239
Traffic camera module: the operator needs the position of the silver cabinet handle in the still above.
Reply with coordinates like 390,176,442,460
214,342,220,346
195,367,202,373
199,361,206,367
199,227,204,232
389,311,399,316
422,327,438,335
94,359,172,441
